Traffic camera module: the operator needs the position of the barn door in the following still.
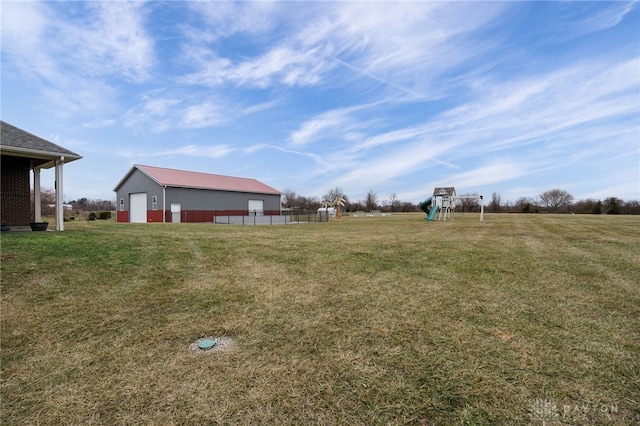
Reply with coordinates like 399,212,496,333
248,200,264,216
171,204,181,223
129,193,147,223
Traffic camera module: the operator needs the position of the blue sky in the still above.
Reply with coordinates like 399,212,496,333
2,1,639,205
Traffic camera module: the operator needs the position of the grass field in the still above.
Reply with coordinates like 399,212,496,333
1,213,639,425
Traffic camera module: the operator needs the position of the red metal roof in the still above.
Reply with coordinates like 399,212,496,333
134,165,281,195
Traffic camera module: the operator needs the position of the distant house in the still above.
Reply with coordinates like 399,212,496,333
113,164,281,223
1,121,82,230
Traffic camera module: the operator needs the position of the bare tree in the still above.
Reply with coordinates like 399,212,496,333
350,200,364,212
603,197,620,214
31,188,56,217
514,197,536,213
281,188,297,208
622,200,640,215
388,193,399,212
365,190,378,211
295,195,320,211
323,187,349,206
456,193,480,212
539,189,574,212
400,201,418,212
68,198,116,213
490,192,501,213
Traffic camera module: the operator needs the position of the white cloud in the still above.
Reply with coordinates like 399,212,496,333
83,119,116,129
160,144,233,159
119,144,233,160
3,2,637,203
570,1,637,36
125,95,231,131
289,110,348,146
447,162,531,190
1,1,48,57
242,98,284,115
179,102,227,129
1,1,154,116
79,2,155,82
289,49,639,201
189,1,281,40
180,2,509,95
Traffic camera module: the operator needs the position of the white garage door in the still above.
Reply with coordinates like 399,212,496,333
129,193,147,223
248,199,264,216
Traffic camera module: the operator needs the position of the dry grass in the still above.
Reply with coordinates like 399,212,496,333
1,213,639,424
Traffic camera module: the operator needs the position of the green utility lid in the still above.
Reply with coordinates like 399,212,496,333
198,339,217,350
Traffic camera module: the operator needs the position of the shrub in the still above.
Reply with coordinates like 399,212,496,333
88,212,96,221
98,211,112,220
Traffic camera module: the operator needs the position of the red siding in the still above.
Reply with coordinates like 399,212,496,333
118,209,282,223
147,210,163,222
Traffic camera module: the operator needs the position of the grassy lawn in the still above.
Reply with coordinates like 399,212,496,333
1,213,639,425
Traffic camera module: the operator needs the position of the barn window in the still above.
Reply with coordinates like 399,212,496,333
152,196,157,211
119,198,124,211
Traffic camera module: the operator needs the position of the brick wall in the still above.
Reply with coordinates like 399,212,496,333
1,155,31,225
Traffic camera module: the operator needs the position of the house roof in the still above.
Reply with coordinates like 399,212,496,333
115,164,281,195
433,187,456,196
0,121,82,168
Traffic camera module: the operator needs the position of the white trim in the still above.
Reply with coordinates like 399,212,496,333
55,157,64,231
162,186,166,223
0,146,81,164
34,168,42,222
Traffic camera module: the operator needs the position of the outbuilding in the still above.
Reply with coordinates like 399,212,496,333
317,207,336,218
114,164,281,223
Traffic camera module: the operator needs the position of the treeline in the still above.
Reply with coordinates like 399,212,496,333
67,197,116,212
281,188,419,213
498,196,640,214
488,189,640,214
34,189,116,217
282,187,640,215
38,186,639,217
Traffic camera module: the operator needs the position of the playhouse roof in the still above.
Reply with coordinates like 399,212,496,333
433,187,456,196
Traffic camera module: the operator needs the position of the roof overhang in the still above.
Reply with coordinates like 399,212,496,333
0,146,82,169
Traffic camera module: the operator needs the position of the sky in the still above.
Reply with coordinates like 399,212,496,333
2,1,639,205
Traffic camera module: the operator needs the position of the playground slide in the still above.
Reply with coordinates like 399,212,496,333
420,196,439,221
419,196,433,214
427,205,439,221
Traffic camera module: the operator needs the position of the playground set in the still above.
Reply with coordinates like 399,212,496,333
420,187,484,221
